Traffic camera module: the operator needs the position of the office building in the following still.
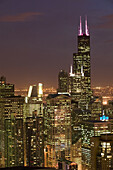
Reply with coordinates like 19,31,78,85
0,77,15,167
2,96,24,167
89,96,102,120
44,94,72,167
24,84,43,118
71,138,82,170
91,134,113,170
58,70,68,93
69,17,92,109
0,83,44,168
25,115,44,167
23,84,44,167
81,114,113,169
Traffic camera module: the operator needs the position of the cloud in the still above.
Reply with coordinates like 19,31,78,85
102,14,113,20
0,12,43,22
104,39,113,43
96,14,113,29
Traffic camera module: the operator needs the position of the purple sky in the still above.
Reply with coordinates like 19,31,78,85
0,0,113,88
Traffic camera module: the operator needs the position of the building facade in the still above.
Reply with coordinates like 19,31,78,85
44,94,72,167
91,134,113,170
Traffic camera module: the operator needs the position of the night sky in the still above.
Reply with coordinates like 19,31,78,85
0,0,113,88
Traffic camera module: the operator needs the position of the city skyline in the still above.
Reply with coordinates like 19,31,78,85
0,0,113,88
0,3,113,168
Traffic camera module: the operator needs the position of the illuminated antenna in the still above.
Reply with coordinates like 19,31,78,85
78,16,83,36
81,65,84,77
70,65,73,74
85,16,89,36
69,65,75,77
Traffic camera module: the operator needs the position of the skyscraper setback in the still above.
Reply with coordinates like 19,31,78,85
68,16,92,109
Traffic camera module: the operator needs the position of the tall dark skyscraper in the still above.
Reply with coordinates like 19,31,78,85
69,17,92,109
73,16,90,73
57,70,68,93
0,76,15,167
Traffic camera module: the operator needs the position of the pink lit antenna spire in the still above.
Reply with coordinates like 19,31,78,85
85,16,89,36
78,16,83,36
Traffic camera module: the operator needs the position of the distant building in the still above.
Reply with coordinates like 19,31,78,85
89,96,102,120
0,76,14,98
0,76,6,84
57,70,68,94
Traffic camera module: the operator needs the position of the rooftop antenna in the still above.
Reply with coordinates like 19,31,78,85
69,65,75,77
78,16,83,36
85,16,89,36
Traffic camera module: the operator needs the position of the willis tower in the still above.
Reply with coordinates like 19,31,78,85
69,16,92,109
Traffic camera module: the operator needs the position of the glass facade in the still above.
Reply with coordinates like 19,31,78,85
44,94,72,167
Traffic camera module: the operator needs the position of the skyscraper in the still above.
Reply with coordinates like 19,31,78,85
0,82,44,168
81,114,113,169
0,77,15,167
2,96,25,167
23,84,44,167
69,16,92,109
25,114,44,167
58,70,68,94
44,93,72,167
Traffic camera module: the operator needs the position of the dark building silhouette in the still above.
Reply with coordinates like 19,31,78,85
58,70,68,93
0,76,14,98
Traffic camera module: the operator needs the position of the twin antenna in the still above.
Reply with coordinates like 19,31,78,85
79,16,89,36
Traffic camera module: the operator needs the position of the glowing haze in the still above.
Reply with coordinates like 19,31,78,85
0,0,113,88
